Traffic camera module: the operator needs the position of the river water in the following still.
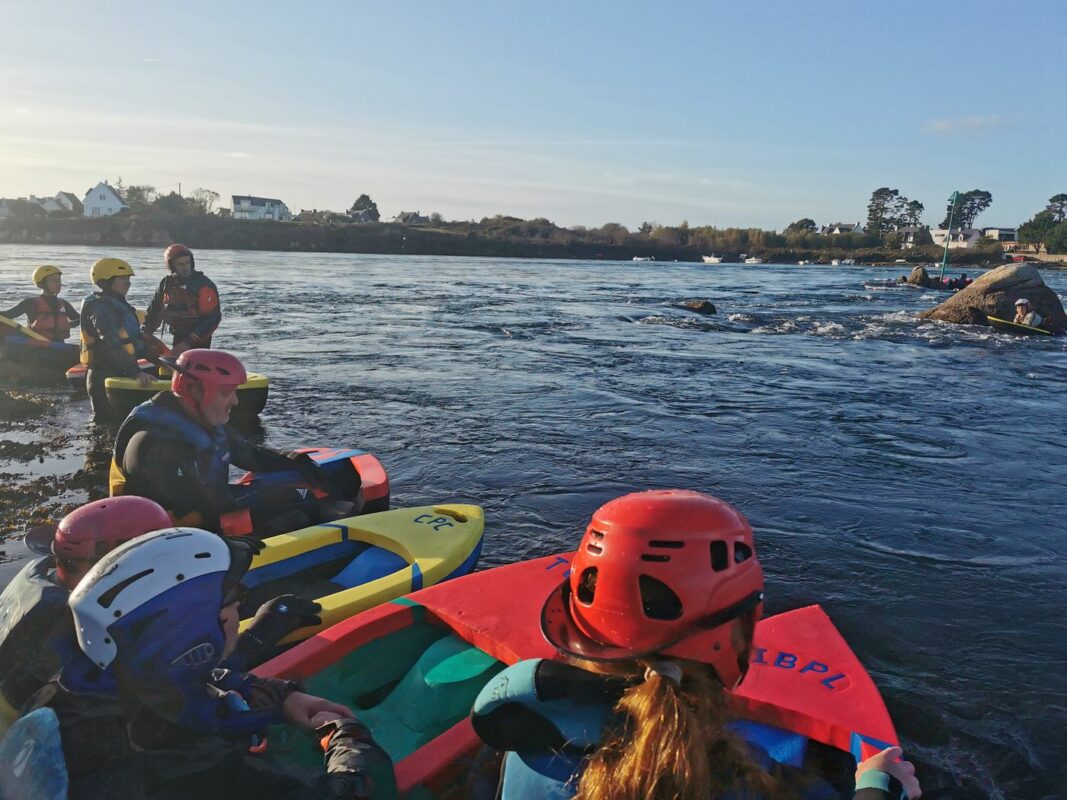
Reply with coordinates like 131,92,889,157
0,244,1064,798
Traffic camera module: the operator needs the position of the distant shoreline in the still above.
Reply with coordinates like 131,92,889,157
1,214,1050,268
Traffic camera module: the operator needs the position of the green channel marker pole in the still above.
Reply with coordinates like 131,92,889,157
939,190,960,282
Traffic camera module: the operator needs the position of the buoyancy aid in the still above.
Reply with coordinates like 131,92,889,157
110,393,230,508
79,292,143,367
0,558,70,726
156,273,220,343
28,296,72,341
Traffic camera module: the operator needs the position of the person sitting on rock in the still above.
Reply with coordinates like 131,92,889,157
1014,298,1043,328
110,349,360,537
1,266,80,342
143,244,222,356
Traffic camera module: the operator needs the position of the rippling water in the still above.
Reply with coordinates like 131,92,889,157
1,244,1065,797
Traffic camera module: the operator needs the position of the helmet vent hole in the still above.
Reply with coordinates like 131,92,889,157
585,543,603,555
649,540,684,549
710,541,729,572
589,529,605,540
97,568,154,608
640,554,670,562
735,542,753,563
576,568,598,605
193,552,212,559
639,575,682,620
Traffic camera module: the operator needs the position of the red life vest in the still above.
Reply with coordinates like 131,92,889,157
29,296,71,341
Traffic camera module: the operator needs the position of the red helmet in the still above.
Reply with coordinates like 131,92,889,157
163,243,195,272
171,349,247,411
31,497,173,588
541,490,764,688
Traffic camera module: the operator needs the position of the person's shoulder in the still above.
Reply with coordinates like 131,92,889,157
194,272,218,290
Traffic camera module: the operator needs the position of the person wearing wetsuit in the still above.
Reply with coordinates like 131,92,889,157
143,244,222,355
0,497,321,733
1,266,80,342
18,529,393,800
470,490,922,800
79,258,155,420
111,349,356,536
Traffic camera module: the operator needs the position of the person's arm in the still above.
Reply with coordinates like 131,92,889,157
185,278,221,345
62,300,80,327
122,430,238,528
88,301,143,377
0,298,35,320
227,428,308,473
142,279,167,336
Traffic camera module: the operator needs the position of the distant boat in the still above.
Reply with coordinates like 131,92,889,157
841,258,856,265
701,255,723,264
632,256,655,262
798,260,812,265
744,256,764,264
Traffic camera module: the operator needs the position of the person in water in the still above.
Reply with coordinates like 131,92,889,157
143,244,222,355
30,527,393,799
110,348,359,537
0,497,321,728
79,258,156,420
1013,298,1043,328
1,265,80,341
471,489,921,800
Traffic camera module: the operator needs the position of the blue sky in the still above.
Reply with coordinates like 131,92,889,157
1,1,1063,229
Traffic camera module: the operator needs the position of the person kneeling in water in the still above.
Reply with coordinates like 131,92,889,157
34,528,393,799
470,490,921,800
111,349,360,537
0,497,321,729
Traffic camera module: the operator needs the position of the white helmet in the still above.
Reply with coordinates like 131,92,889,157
69,528,242,669
1015,298,1031,307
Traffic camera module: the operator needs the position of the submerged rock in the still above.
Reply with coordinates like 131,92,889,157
679,299,717,315
920,263,1066,330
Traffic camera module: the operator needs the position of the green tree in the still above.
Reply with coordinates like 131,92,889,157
152,191,195,215
1019,209,1057,250
940,190,992,229
189,188,219,214
866,188,900,236
902,200,925,227
1046,193,1067,223
124,185,157,211
911,227,934,246
1046,221,1067,254
785,218,817,233
349,194,380,221
597,222,629,245
637,221,655,236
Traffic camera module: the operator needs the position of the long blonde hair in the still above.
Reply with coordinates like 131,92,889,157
573,614,792,800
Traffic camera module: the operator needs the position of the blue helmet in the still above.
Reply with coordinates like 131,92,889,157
65,528,257,726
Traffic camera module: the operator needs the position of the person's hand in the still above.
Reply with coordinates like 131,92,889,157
856,746,921,799
135,371,156,388
244,594,322,644
285,451,330,490
282,691,355,731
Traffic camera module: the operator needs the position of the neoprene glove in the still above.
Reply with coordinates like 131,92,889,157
318,718,396,799
284,451,331,490
228,594,322,670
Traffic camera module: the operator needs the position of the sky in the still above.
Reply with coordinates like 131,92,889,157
1,0,1064,230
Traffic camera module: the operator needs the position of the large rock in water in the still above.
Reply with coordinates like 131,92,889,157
679,299,716,315
920,263,1066,330
904,265,939,288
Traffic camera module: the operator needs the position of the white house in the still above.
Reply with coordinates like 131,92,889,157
392,210,429,225
231,195,291,221
819,222,863,235
982,227,1017,242
28,195,64,214
931,228,983,249
82,181,128,217
55,191,84,214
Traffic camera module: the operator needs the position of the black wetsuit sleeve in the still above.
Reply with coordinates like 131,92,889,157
123,430,237,527
86,299,142,377
62,299,80,327
226,428,299,473
143,278,167,335
0,299,36,320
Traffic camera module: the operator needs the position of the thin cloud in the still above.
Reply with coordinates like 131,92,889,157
227,152,253,159
922,115,1008,134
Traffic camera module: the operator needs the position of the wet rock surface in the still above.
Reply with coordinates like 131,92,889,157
921,263,1067,331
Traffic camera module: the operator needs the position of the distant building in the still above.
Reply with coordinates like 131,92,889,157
0,199,14,220
82,181,128,217
819,222,863,235
893,225,927,249
982,227,1017,243
349,208,378,223
931,228,983,249
392,210,429,225
27,195,64,214
55,191,84,215
232,195,291,221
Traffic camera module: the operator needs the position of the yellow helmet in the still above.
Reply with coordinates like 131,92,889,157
32,265,62,287
90,258,135,285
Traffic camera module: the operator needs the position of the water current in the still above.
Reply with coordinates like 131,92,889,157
1,244,1064,798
